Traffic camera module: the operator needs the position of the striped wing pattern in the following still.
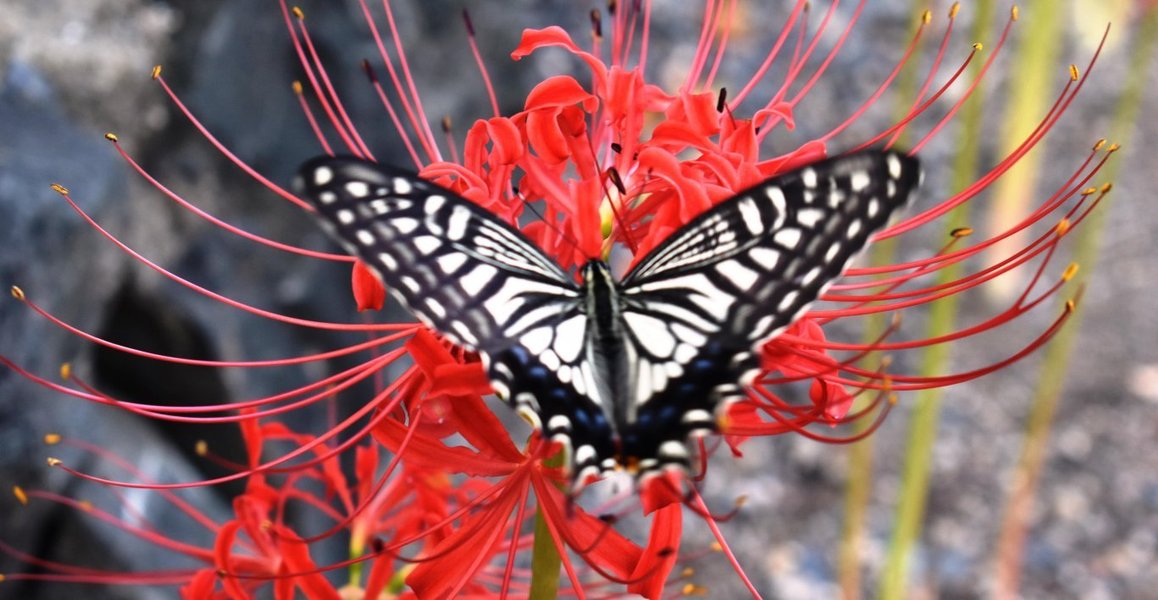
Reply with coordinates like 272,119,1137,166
296,150,921,483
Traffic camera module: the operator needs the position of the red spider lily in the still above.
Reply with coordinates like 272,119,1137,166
1,0,1112,598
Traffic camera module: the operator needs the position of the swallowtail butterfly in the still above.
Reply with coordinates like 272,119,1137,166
295,151,921,486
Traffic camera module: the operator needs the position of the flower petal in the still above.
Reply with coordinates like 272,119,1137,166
351,260,386,312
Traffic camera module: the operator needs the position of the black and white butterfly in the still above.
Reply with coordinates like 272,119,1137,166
295,150,921,486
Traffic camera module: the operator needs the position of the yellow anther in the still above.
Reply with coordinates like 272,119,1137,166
1069,64,1080,81
195,440,208,456
1011,5,1019,20
1055,219,1071,236
291,80,303,95
104,132,118,142
0,574,6,583
1107,143,1120,153
888,393,900,405
681,583,709,596
735,494,748,507
292,6,304,20
681,567,695,578
921,9,932,24
79,500,93,512
60,363,71,380
50,183,69,195
43,433,61,445
1062,263,1079,281
973,42,983,51
1081,187,1097,196
13,486,28,506
710,541,723,552
1093,138,1106,151
10,286,24,301
951,226,974,238
881,355,894,369
47,457,62,467
151,65,162,80
949,3,960,19
260,519,274,530
1101,182,1113,193
1065,299,1077,313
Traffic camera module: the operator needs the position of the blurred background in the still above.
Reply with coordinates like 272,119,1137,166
1,0,1155,598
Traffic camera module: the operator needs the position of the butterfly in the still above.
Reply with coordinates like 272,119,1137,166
295,150,921,487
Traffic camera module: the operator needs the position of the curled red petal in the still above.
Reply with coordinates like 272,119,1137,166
511,26,608,91
482,116,524,165
351,260,386,312
628,503,682,599
524,75,597,112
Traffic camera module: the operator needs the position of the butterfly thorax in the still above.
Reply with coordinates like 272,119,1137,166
580,261,632,444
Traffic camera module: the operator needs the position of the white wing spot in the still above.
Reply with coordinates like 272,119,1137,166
377,252,398,271
800,266,822,287
548,415,571,433
460,264,497,295
824,243,841,263
451,320,478,345
424,194,445,215
778,290,800,312
313,166,333,185
446,205,470,240
867,198,881,218
552,315,586,362
749,247,781,270
540,349,561,371
575,445,596,466
520,327,552,355
851,170,871,192
346,181,370,198
796,207,825,229
658,441,689,461
801,168,818,188
774,228,802,249
392,177,413,194
413,235,440,255
436,253,467,274
681,409,713,425
425,297,446,319
766,186,787,218
319,191,338,205
337,209,356,225
847,219,863,239
738,197,763,234
392,217,420,234
355,229,375,246
887,153,903,178
716,259,759,289
674,343,697,364
624,312,677,359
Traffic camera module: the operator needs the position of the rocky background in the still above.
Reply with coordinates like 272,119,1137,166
1,1,1155,598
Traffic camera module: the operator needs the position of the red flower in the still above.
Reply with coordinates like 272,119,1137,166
1,1,1112,597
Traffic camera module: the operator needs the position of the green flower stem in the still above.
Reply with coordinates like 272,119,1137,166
837,5,929,595
992,8,1158,597
530,452,565,600
984,0,1065,300
877,2,995,597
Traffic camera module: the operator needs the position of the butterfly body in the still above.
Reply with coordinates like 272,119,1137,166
296,151,921,485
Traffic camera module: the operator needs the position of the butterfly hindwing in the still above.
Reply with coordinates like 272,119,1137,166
616,150,922,471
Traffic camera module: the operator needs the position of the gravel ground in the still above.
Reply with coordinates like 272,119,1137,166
1,1,1155,598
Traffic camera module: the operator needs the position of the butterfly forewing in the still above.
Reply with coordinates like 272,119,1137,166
614,150,921,470
295,157,616,477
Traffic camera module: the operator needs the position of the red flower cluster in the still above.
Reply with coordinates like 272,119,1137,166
2,0,1112,597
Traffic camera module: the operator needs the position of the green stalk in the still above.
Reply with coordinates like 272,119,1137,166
837,6,925,597
877,2,995,597
529,451,565,600
991,8,1158,598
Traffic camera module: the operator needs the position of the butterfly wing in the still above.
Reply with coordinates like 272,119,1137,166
295,156,615,477
615,150,922,472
